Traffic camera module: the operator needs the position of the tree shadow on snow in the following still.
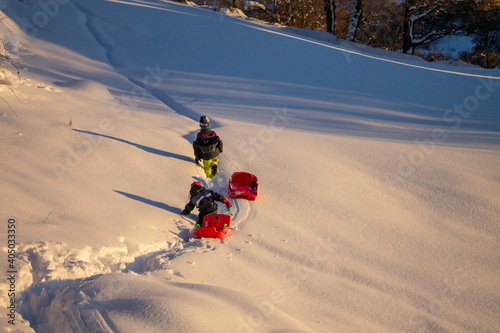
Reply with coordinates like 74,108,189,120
73,129,193,163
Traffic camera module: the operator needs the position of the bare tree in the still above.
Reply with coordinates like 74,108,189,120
270,0,326,29
324,0,336,35
402,0,462,54
345,0,364,41
355,0,403,51
465,0,500,67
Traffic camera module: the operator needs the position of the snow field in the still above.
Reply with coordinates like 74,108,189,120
1,0,499,332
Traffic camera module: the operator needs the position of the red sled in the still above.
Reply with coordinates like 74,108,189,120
228,172,258,200
194,214,231,239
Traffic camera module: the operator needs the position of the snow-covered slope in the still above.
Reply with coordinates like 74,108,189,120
1,1,499,332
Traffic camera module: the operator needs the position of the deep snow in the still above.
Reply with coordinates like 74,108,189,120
1,1,499,332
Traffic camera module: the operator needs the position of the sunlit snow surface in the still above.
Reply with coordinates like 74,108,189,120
1,1,499,332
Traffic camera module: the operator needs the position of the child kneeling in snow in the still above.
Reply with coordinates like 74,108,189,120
181,182,231,227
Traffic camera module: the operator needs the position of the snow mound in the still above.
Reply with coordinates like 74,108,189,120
21,273,318,333
56,79,113,99
8,240,186,297
0,70,15,89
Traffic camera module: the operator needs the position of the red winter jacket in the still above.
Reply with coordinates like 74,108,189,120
196,129,218,141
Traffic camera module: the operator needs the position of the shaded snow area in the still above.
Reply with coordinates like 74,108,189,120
1,1,499,332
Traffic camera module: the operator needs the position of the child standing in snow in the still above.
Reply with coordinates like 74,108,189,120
181,182,231,226
193,116,223,179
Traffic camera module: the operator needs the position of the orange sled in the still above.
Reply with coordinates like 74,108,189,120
228,172,258,200
194,214,231,239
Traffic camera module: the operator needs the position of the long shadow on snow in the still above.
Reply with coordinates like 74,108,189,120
7,0,500,146
114,190,179,213
75,1,221,129
114,190,195,241
73,129,193,162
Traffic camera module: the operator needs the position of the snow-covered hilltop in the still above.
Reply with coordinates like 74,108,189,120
1,1,499,332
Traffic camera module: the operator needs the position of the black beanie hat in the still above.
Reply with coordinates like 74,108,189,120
199,116,211,129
